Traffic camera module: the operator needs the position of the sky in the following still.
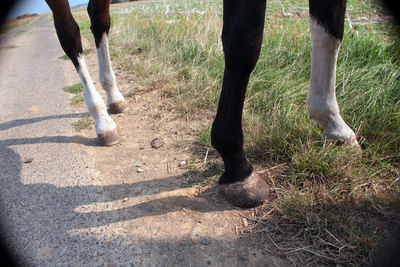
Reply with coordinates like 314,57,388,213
8,0,89,18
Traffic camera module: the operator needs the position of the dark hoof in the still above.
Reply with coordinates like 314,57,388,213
108,101,129,114
220,172,269,208
97,128,121,146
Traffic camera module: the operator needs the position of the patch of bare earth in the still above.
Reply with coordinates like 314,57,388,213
66,37,290,266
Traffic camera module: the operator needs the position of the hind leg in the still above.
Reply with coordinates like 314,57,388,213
88,0,128,114
308,0,359,147
46,0,120,146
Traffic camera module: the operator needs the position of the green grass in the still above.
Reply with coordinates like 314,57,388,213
181,161,222,188
70,95,84,105
73,0,400,265
58,54,70,60
0,45,18,50
59,49,92,60
0,24,17,34
63,83,83,94
72,117,92,131
0,17,36,35
198,126,212,149
14,29,28,35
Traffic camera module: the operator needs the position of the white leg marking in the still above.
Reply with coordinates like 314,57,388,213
308,17,355,140
77,54,117,135
97,33,125,106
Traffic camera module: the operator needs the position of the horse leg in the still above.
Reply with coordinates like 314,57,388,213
87,0,128,114
211,0,268,208
45,0,120,146
308,0,359,147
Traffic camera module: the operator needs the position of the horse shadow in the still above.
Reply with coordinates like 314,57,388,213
0,117,243,265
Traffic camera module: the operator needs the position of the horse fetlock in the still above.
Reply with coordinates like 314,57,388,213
319,113,356,141
99,75,115,91
90,108,117,133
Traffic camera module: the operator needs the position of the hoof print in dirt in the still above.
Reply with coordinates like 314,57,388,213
151,137,164,149
220,172,269,208
98,128,121,146
108,101,129,114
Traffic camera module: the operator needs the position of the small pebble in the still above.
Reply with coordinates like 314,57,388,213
242,217,249,227
201,237,211,245
150,137,164,149
178,160,186,167
23,158,33,164
137,168,144,173
238,255,248,261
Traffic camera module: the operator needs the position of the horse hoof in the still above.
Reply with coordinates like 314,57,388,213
325,136,362,155
346,137,361,150
108,101,129,114
97,128,121,146
220,172,269,208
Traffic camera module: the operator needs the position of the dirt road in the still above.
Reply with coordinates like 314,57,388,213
0,16,286,266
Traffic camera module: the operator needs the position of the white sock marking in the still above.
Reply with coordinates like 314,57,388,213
77,54,117,134
97,33,125,106
307,17,355,140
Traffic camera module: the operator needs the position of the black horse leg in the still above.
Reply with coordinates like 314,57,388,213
211,0,268,207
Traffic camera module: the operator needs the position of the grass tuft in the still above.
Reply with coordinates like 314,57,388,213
0,45,18,50
70,95,84,105
63,83,83,94
59,49,91,60
59,54,69,60
72,117,92,131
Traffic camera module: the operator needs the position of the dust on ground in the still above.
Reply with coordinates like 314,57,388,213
63,35,290,266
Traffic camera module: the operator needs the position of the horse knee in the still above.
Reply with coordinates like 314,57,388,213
222,32,262,75
87,3,110,46
54,16,83,69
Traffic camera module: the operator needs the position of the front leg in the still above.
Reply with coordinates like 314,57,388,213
88,0,128,114
46,0,120,146
211,0,268,208
308,0,359,147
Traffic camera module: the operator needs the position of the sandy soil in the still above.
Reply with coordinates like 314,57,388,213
66,34,289,266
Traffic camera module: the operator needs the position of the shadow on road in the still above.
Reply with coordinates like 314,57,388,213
0,142,269,266
0,112,88,131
